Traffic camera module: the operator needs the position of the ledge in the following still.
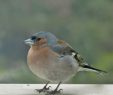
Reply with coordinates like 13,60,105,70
0,84,112,95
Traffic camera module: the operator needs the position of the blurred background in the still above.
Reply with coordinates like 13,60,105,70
0,0,113,84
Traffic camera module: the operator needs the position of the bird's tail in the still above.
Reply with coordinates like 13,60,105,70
79,64,107,75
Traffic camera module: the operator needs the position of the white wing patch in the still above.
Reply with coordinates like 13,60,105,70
72,52,76,57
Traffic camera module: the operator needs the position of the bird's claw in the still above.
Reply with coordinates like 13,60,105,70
46,89,63,95
35,86,52,93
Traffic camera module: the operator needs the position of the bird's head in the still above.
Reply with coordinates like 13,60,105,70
25,31,58,47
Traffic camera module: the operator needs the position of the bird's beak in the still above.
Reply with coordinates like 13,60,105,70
24,38,34,45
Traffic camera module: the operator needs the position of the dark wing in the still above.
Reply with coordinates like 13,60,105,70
51,40,85,65
51,40,107,74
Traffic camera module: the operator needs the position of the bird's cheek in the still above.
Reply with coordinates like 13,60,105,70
38,39,47,45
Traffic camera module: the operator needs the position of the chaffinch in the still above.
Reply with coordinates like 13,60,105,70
25,31,107,95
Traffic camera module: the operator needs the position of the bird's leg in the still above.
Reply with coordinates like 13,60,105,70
36,81,51,93
46,82,63,95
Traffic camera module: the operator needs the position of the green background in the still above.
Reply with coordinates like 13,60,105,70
0,0,113,84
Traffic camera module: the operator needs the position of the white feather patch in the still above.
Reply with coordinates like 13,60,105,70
72,52,76,57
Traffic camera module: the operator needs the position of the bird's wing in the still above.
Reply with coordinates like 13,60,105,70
51,40,85,65
51,40,107,74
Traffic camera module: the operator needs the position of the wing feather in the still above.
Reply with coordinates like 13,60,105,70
51,40,85,65
51,40,107,74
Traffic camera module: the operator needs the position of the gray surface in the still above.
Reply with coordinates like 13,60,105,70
0,84,112,95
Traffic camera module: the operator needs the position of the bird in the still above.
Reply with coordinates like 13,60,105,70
25,31,107,95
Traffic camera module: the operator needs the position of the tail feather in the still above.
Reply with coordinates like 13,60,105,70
79,64,107,74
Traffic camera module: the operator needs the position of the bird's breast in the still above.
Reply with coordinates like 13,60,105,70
28,47,53,67
27,47,79,82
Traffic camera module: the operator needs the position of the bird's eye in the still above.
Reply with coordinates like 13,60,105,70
37,38,41,41
31,36,37,40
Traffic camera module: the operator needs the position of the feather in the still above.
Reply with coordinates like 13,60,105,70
51,40,107,74
79,64,107,74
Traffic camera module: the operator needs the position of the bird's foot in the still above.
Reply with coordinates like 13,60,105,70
46,89,63,95
46,82,63,95
36,86,51,93
35,82,51,93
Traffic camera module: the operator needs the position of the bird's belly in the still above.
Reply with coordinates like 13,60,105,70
28,56,79,83
45,65,78,83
